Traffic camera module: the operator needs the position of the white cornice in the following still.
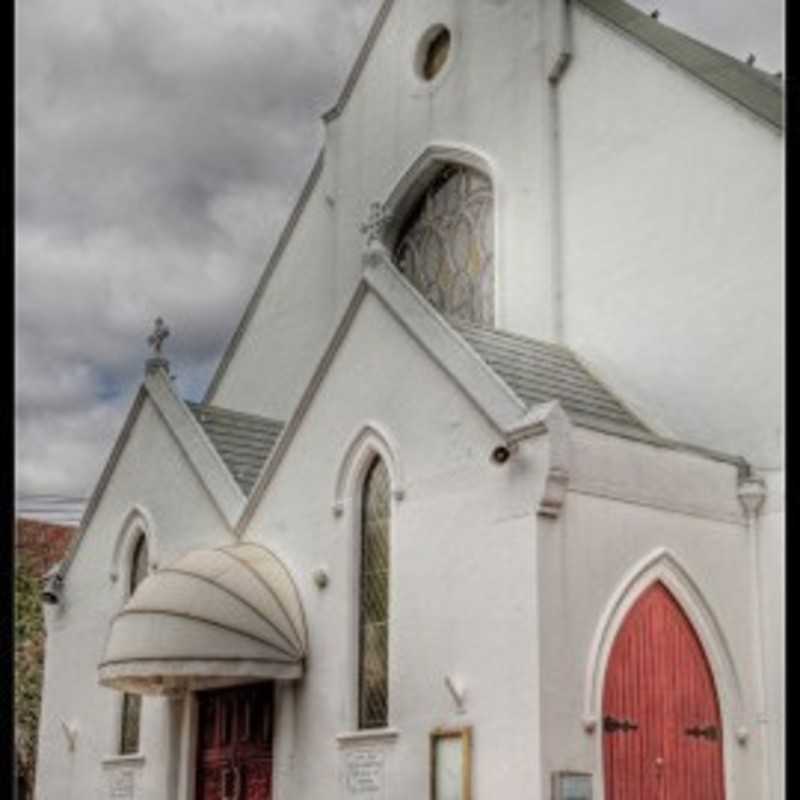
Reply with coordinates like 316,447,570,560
236,250,530,535
322,0,397,123
57,386,148,583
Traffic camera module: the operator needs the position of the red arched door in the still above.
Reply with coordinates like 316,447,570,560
602,582,725,800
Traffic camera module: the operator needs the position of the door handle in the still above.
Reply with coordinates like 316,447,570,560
221,765,235,800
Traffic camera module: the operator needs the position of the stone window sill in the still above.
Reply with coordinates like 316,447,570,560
336,728,400,746
102,754,146,767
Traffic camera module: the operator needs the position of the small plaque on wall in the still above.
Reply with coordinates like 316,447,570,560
552,772,592,800
430,727,472,800
344,750,386,798
108,768,135,798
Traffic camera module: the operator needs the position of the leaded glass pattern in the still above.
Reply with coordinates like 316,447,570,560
394,165,494,325
119,693,141,755
423,28,451,80
120,535,147,754
358,458,391,729
129,535,148,596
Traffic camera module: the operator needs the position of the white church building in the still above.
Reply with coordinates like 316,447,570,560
36,1,783,798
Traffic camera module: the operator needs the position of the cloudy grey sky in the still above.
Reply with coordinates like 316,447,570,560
15,0,783,522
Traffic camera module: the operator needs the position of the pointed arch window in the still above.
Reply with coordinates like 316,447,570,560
119,534,148,755
394,164,494,325
358,458,391,729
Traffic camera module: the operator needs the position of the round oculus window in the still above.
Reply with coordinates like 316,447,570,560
417,25,451,81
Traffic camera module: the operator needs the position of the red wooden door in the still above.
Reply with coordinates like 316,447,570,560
196,683,274,800
602,582,724,800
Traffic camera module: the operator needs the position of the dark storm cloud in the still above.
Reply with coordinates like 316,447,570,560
16,0,378,497
15,0,781,507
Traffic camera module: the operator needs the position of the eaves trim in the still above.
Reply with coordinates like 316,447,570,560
236,250,526,535
146,370,246,527
59,372,251,584
203,149,326,404
57,386,148,582
322,0,397,123
576,0,783,131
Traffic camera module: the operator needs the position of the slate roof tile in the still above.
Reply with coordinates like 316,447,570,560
451,320,653,438
186,403,284,496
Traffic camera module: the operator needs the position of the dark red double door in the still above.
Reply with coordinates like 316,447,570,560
603,582,725,799
196,683,274,800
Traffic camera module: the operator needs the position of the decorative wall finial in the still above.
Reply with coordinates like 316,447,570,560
146,317,171,375
360,202,392,248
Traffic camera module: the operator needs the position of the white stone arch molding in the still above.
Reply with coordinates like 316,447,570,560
379,142,499,253
583,547,746,740
332,422,406,519
109,505,160,587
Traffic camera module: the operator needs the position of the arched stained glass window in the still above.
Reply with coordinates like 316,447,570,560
394,164,494,325
120,534,147,755
358,458,391,729
129,534,148,597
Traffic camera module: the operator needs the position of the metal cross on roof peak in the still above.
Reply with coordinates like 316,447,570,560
147,317,170,355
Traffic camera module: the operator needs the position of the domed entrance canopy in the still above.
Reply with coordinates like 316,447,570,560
98,543,307,696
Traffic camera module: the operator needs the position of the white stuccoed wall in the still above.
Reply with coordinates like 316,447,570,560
38,1,782,797
239,292,550,800
211,0,782,475
36,397,237,800
537,427,764,798
210,0,555,419
559,4,784,469
209,158,337,421
757,470,784,800
36,291,778,798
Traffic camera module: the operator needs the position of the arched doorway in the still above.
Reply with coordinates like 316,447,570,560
602,582,725,799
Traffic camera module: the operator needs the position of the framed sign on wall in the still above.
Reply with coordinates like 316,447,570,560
430,727,472,800
552,772,592,800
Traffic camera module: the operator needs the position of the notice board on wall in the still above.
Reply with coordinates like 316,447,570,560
430,727,471,800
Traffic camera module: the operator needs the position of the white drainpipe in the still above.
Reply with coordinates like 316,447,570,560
737,475,770,799
547,0,573,343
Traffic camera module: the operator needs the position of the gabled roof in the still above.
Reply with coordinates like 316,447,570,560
205,0,781,406
578,0,783,129
61,249,748,586
187,403,284,496
57,370,250,582
451,321,650,439
235,250,746,533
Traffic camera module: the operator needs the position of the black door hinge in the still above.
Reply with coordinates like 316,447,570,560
603,716,639,734
685,725,719,741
